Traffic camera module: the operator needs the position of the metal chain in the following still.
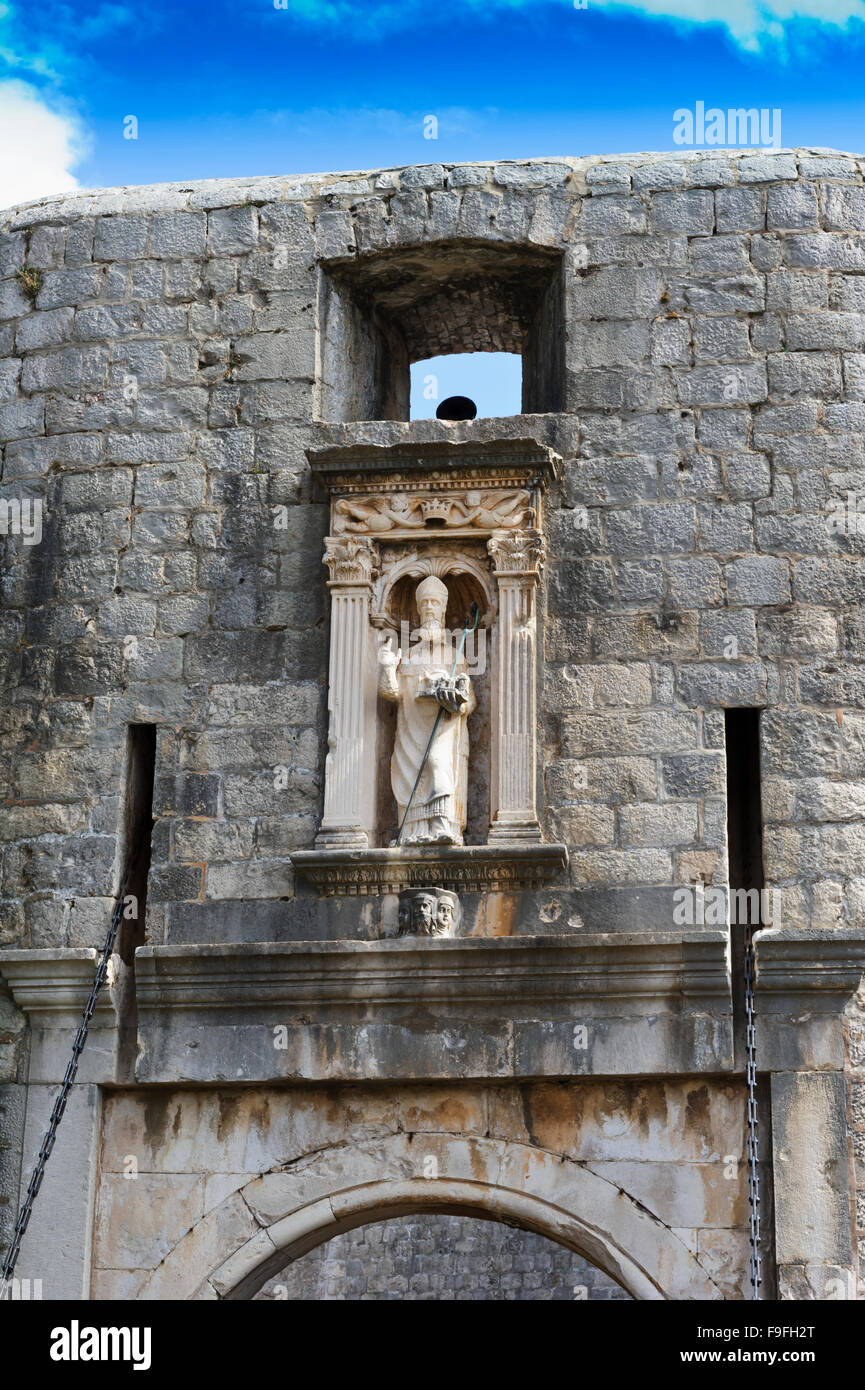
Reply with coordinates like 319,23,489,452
1,894,125,1287
743,922,762,1300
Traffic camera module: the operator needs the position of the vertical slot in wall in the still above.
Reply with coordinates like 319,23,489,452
724,707,774,1297
119,724,156,963
725,707,764,1047
725,708,764,900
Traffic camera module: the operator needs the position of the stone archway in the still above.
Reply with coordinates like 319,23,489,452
137,1133,724,1301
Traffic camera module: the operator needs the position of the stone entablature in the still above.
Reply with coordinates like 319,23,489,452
6,929,864,1088
289,843,568,895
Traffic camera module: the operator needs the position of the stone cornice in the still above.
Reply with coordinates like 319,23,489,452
307,438,561,495
754,927,865,1001
0,948,121,1022
290,843,569,895
134,931,731,1010
753,928,865,1073
133,931,734,1083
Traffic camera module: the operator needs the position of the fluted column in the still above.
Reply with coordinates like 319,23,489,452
316,537,378,848
487,529,544,844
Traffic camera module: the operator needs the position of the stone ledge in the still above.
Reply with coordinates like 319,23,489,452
754,927,865,1000
753,927,865,1073
0,948,121,1021
134,931,730,1007
0,948,125,1084
133,932,734,1083
289,843,569,895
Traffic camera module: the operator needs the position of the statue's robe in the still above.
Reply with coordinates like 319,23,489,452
379,635,475,843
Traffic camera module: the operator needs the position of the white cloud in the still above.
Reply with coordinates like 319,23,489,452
0,80,86,210
594,0,865,51
277,0,865,48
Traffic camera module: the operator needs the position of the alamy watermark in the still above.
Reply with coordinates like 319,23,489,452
827,491,865,537
1,1276,42,1300
380,623,487,676
673,884,783,927
0,496,42,545
673,102,781,149
50,1322,151,1370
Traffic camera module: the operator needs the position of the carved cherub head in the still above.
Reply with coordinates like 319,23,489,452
434,891,458,937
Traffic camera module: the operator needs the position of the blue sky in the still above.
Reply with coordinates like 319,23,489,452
4,0,862,415
2,0,865,211
410,353,523,420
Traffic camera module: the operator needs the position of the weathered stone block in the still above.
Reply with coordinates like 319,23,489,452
714,187,764,233
767,183,818,229
207,206,258,254
620,803,698,848
677,362,767,406
651,190,713,235
604,503,695,556
822,185,865,232
726,555,791,605
675,661,768,708
580,197,646,235
682,277,765,315
93,215,149,260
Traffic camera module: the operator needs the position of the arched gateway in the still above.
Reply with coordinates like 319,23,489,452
138,1133,722,1301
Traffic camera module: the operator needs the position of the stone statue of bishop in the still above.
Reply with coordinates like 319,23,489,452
377,575,476,844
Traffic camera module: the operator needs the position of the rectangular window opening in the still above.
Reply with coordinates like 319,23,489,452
119,723,156,963
319,246,564,422
410,352,522,422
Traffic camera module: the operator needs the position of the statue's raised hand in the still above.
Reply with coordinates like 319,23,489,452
378,638,401,669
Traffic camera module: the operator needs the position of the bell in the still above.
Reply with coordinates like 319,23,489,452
436,395,477,421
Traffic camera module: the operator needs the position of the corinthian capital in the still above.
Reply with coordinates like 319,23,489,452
323,535,379,586
487,528,544,577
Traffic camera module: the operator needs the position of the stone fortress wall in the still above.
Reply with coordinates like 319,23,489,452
253,1214,631,1300
2,147,865,1299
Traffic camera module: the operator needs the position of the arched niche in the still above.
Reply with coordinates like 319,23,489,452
372,545,496,634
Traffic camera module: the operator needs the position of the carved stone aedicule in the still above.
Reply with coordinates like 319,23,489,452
300,439,565,879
